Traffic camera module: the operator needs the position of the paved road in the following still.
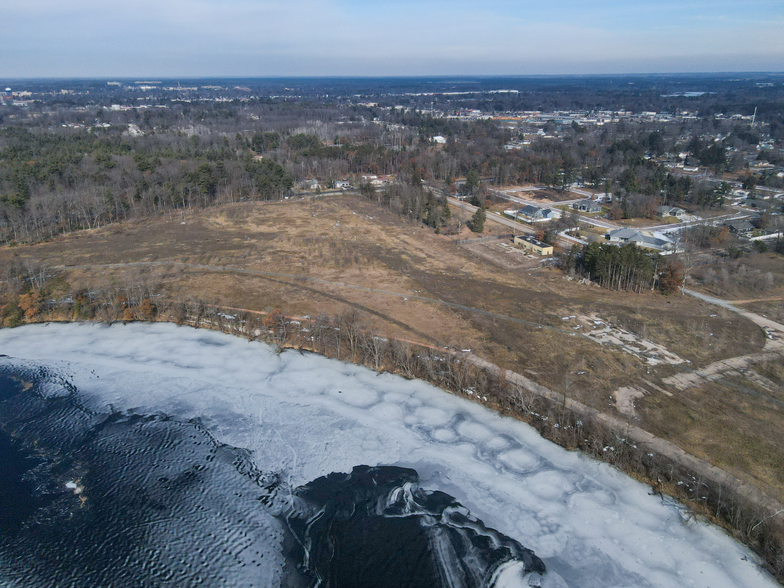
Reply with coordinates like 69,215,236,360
448,197,533,233
488,187,624,231
450,197,601,248
489,184,762,235
490,188,582,208
649,209,755,233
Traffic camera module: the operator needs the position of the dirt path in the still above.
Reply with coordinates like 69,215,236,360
682,288,784,334
732,297,784,305
659,288,784,391
466,353,784,514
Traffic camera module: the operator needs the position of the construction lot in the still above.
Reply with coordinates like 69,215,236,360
2,193,782,500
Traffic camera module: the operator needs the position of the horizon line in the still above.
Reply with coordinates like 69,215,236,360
3,71,784,82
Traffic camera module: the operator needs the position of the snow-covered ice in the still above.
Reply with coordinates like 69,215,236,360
0,322,776,588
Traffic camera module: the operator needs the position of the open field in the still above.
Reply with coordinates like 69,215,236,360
643,368,784,497
2,194,782,500
690,252,784,301
496,186,578,204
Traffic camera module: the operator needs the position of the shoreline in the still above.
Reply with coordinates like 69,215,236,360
3,297,784,582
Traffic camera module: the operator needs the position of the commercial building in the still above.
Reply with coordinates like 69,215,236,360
513,235,553,255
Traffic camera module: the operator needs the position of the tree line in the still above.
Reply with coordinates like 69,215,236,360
4,95,775,246
562,241,683,294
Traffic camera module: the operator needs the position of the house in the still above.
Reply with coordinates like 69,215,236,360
334,180,351,190
514,235,553,255
432,136,447,144
573,199,602,213
606,228,674,251
724,219,755,235
301,179,321,191
516,205,561,222
655,206,686,218
606,228,640,243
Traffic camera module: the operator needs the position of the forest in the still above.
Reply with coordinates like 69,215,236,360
1,76,782,246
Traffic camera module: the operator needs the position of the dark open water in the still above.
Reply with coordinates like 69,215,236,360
0,361,544,588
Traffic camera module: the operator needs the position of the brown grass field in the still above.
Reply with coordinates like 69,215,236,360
2,193,782,500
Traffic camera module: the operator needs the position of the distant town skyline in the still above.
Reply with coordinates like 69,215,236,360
2,0,783,77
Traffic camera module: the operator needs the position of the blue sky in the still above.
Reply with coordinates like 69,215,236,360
1,0,783,77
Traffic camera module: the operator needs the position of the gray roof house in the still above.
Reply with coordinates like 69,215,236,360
724,219,755,234
517,205,561,222
656,206,686,218
573,199,602,213
606,228,674,251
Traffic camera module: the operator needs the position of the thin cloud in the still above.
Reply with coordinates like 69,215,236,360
1,0,782,76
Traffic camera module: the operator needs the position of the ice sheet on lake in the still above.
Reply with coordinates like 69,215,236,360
0,322,776,588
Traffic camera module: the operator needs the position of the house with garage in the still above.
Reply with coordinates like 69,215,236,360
655,206,686,218
606,228,674,252
724,219,755,235
515,205,561,222
573,199,602,213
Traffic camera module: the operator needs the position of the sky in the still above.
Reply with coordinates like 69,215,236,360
1,0,783,77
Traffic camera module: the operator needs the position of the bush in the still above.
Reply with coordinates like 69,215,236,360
138,299,157,320
727,246,744,259
468,207,486,233
659,259,684,294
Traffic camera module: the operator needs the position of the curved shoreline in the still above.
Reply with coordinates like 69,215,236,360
2,298,784,583
0,320,779,588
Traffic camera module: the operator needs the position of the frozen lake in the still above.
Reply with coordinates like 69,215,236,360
0,322,776,588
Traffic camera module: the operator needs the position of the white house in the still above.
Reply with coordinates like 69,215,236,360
606,228,674,252
655,206,686,218
512,205,562,222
